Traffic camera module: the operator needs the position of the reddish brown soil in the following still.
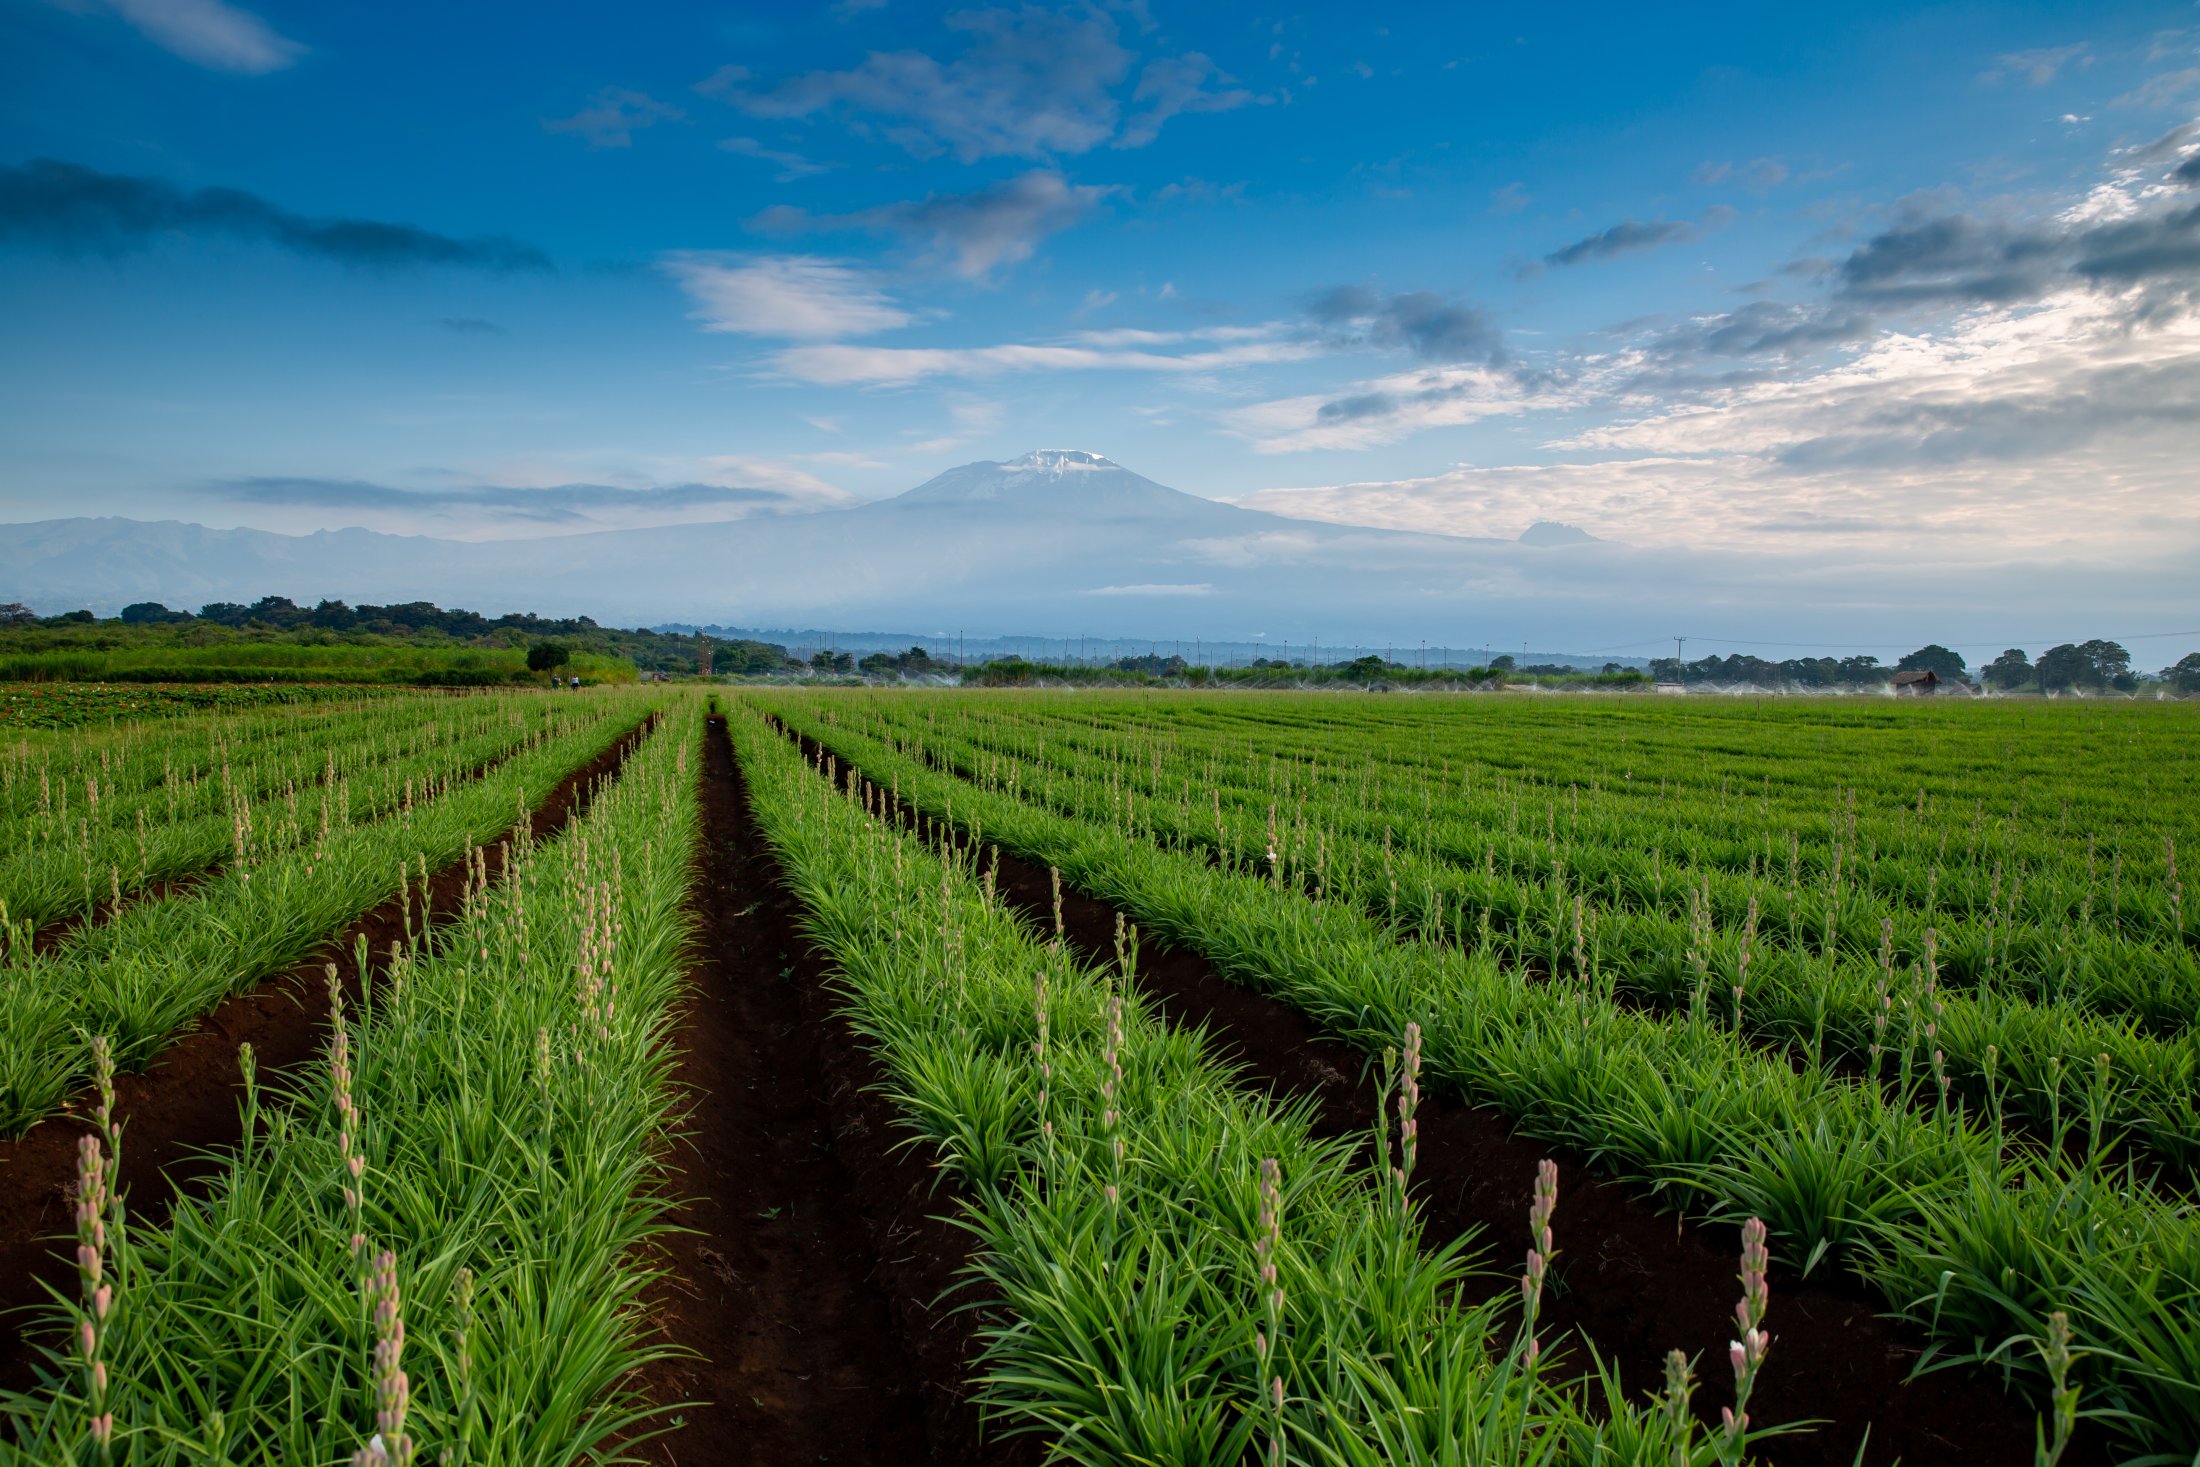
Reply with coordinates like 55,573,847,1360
0,716,653,1395
783,722,2107,1467
29,870,214,955
630,713,954,1464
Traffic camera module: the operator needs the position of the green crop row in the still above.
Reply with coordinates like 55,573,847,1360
0,693,659,1136
0,700,699,1464
0,696,577,931
0,694,424,832
768,692,2200,1462
853,698,2200,1187
868,695,2199,1027
0,683,395,733
728,704,1794,1466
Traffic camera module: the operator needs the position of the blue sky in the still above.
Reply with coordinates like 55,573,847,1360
3,0,2199,650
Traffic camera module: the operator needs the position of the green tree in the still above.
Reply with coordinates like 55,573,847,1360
2159,652,2200,695
1897,644,1968,680
120,601,186,625
1981,648,2033,691
2036,644,2093,691
2079,639,2135,690
526,640,571,673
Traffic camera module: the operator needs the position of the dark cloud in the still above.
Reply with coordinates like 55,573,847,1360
2176,154,2200,187
2071,200,2200,289
1647,301,1873,359
2126,121,2198,165
1826,195,2200,313
1542,217,1693,268
0,159,550,271
1833,213,2056,304
1305,286,1504,363
1315,392,1400,423
214,478,802,524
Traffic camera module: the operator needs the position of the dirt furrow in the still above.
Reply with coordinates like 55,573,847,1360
780,719,2093,1467
632,712,1017,1466
0,713,656,1395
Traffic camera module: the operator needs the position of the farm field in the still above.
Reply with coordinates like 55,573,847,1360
0,685,2188,1464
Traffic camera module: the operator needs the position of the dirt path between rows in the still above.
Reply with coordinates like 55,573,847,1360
781,719,2098,1467
632,713,1018,1466
0,714,656,1396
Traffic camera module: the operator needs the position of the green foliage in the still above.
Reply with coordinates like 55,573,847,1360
769,687,2200,1461
0,703,699,1462
525,639,571,673
1897,643,1968,679
727,709,1754,1464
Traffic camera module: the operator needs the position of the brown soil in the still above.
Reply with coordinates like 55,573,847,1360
632,713,1025,1465
782,721,2106,1467
0,715,654,1395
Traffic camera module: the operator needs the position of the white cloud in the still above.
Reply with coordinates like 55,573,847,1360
1232,291,2200,562
692,454,855,505
1983,43,2091,87
660,253,912,338
66,0,304,72
1085,582,1217,596
770,335,1314,385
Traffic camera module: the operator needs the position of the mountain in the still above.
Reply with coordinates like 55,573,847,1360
2,451,1650,640
1517,520,1597,547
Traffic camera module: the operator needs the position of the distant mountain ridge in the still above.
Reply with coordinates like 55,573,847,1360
1,451,1618,638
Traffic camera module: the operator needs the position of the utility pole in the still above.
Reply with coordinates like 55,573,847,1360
1674,635,1686,666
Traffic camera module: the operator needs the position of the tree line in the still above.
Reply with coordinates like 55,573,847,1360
1648,641,2198,694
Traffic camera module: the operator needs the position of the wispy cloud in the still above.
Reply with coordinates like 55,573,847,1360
0,158,551,270
1116,52,1254,148
1537,208,1731,270
1085,582,1216,596
2116,68,2200,109
200,471,853,540
749,168,1115,278
543,88,684,149
1981,42,2092,86
1692,158,1790,193
770,334,1312,386
57,0,304,73
658,253,911,337
1222,363,1549,452
1488,182,1530,215
705,5,1249,161
716,136,835,180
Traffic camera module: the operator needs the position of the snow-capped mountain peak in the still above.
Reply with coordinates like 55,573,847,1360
1003,449,1117,475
